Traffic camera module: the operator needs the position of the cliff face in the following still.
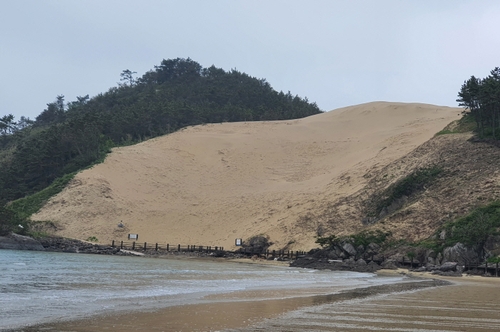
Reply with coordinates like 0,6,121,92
31,102,464,250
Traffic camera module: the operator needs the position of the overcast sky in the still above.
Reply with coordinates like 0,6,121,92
2,0,500,120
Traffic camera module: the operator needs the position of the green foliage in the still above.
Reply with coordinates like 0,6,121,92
417,238,444,253
442,201,500,249
457,67,500,139
316,230,392,249
86,236,98,242
487,256,500,264
375,166,442,215
435,114,476,136
8,172,76,220
28,220,58,238
351,230,391,247
315,235,338,248
0,58,322,207
0,205,27,236
435,129,454,136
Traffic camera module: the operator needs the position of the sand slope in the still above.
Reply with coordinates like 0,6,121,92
32,102,461,250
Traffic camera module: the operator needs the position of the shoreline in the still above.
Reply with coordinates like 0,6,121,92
18,272,448,332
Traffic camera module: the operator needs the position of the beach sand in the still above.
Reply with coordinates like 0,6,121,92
31,102,461,251
21,269,500,332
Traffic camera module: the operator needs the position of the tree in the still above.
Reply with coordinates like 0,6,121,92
35,95,66,126
120,69,137,86
458,67,500,139
0,114,16,135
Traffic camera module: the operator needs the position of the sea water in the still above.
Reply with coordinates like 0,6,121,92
0,250,405,330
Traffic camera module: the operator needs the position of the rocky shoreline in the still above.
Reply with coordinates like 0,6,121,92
0,233,247,259
0,233,488,276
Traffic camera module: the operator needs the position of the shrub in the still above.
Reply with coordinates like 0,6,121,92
375,166,442,215
351,230,391,247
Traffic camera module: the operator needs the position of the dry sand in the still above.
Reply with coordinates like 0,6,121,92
24,271,500,332
32,102,461,250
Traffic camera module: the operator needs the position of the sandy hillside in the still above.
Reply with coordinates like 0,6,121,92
32,102,461,250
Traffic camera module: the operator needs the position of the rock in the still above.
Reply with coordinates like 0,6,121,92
334,246,344,258
484,235,500,256
356,258,367,266
342,243,357,257
443,243,479,265
425,264,439,271
0,233,45,251
439,262,458,272
366,242,381,255
427,256,436,265
436,252,443,265
413,267,427,272
367,261,381,271
381,259,398,270
327,250,340,259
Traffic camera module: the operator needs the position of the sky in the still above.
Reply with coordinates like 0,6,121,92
2,0,500,120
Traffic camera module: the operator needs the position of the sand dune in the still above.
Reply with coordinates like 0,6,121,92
32,102,461,250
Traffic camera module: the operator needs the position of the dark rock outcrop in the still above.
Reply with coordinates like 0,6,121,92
38,236,120,254
0,233,45,251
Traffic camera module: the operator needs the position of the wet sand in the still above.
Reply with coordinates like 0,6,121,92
17,265,500,332
21,276,446,332
233,272,500,332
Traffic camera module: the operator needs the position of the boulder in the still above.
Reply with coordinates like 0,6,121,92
356,258,367,266
439,262,458,272
366,242,381,255
381,259,398,270
443,243,479,265
342,243,357,257
367,260,381,271
484,235,500,256
0,233,45,251
327,250,340,260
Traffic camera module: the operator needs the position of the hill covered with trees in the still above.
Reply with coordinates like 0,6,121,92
457,67,500,139
0,58,321,234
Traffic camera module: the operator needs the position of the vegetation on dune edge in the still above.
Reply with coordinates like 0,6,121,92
0,57,321,236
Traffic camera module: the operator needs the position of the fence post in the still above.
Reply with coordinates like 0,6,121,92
132,242,135,250
272,250,275,259
178,244,181,252
144,242,147,250
166,244,169,251
155,243,158,251
120,241,123,249
112,240,115,248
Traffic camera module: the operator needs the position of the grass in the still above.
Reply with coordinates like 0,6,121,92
442,201,500,247
374,166,443,215
435,113,476,136
8,172,76,220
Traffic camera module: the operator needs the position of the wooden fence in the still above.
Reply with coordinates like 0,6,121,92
111,240,224,253
111,240,307,259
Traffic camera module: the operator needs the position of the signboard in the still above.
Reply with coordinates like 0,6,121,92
128,234,139,240
235,238,242,246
